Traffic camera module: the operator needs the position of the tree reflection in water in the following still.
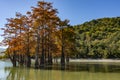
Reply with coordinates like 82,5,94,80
5,63,120,80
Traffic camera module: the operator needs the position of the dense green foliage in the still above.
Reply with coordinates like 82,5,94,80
74,17,120,59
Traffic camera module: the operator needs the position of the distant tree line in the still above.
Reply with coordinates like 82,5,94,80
73,17,120,59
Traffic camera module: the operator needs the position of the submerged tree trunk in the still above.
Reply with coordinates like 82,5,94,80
35,35,40,69
19,55,24,66
35,56,39,69
40,37,45,68
66,56,69,64
61,28,65,66
26,54,31,67
61,45,65,66
47,34,52,65
12,52,17,67
7,48,16,67
26,36,31,68
48,52,53,65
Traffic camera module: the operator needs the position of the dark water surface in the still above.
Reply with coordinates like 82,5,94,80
0,60,120,80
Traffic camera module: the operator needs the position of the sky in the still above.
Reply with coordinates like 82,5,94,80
0,0,120,48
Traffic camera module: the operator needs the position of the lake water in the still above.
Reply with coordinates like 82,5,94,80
0,60,120,80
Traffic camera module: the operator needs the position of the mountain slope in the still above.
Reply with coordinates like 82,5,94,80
74,17,120,58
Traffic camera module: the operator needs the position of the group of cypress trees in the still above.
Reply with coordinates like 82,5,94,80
1,1,74,68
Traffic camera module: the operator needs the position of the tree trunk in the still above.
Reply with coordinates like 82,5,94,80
40,36,45,68
35,35,40,69
48,52,53,65
61,45,65,66
13,53,17,67
19,55,24,66
35,56,39,69
26,55,31,67
26,32,31,68
61,28,65,66
66,56,69,64
47,34,52,65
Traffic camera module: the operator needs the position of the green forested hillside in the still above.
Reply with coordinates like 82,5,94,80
74,17,120,59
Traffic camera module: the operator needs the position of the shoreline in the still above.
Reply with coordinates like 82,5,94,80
1,58,120,63
69,59,120,63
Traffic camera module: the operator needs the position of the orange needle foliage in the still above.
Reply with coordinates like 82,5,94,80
1,1,75,68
